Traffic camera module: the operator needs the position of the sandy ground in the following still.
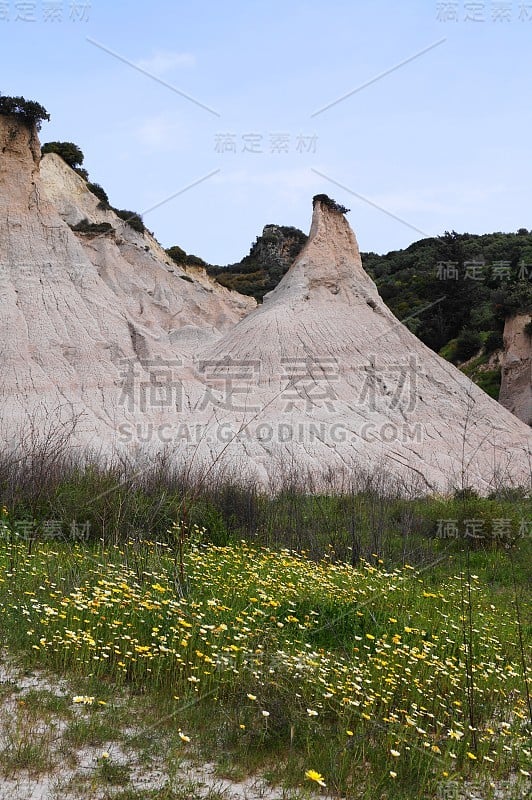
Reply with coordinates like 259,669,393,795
0,656,311,800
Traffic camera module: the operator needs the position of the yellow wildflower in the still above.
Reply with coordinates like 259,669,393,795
305,770,326,787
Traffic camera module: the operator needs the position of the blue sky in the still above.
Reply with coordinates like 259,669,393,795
2,0,531,264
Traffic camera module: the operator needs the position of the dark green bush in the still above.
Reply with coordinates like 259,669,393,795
113,209,145,234
188,500,229,546
312,194,350,214
185,254,206,267
484,330,504,353
0,94,50,130
492,284,532,320
70,218,114,236
455,329,483,362
41,141,84,170
87,182,110,209
167,245,187,264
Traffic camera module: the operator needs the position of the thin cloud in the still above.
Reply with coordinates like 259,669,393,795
371,185,506,216
135,115,184,148
213,167,319,190
136,50,196,74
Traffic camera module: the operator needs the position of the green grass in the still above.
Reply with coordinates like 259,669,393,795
103,790,187,800
459,352,502,399
438,338,458,362
3,459,529,568
22,688,72,717
0,737,54,775
0,531,530,799
63,714,122,748
96,755,131,786
0,710,57,775
472,369,501,399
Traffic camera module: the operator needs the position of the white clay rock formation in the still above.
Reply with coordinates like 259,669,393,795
1,114,531,493
195,199,532,492
0,115,253,451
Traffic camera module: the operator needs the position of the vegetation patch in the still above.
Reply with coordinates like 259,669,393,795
87,181,111,209
312,193,350,214
167,246,207,268
0,93,50,130
0,524,530,798
70,218,114,236
41,141,84,169
114,209,146,234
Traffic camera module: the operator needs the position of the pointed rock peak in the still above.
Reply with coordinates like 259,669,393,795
307,194,358,264
265,194,380,305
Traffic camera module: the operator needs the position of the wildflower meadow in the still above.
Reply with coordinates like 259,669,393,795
0,507,530,798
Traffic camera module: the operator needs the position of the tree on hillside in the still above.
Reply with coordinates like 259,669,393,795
0,93,50,130
186,254,206,267
41,141,84,170
455,328,483,362
167,245,187,264
167,246,207,267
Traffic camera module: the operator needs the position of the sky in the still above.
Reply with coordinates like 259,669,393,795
1,0,532,264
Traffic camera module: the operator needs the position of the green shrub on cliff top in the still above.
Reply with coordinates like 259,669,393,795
0,93,50,131
41,141,84,170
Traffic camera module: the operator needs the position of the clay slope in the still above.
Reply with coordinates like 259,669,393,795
194,199,532,492
39,151,255,352
0,116,253,452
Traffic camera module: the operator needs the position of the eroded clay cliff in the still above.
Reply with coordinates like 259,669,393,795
0,115,253,451
1,115,531,493
499,313,532,426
